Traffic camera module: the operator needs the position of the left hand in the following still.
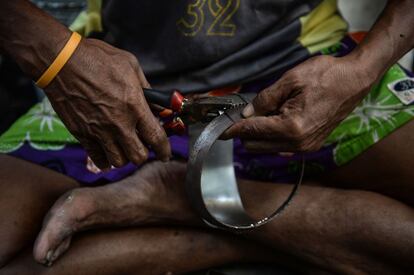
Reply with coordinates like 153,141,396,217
222,55,375,153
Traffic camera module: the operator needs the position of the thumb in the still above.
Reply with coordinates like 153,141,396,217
242,76,292,118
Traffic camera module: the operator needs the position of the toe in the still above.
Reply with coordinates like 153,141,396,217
50,236,72,264
33,211,74,265
33,189,92,264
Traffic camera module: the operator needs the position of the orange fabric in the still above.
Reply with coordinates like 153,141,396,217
207,85,241,96
349,32,367,44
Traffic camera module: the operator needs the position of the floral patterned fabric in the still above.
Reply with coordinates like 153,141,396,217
0,99,77,153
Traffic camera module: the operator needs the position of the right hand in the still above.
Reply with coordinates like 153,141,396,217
44,37,171,169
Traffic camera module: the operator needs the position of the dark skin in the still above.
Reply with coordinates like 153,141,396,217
0,1,171,169
223,0,414,153
0,155,278,274
31,121,414,273
0,0,414,274
0,118,414,274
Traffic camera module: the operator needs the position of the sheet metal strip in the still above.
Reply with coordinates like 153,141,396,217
186,106,304,231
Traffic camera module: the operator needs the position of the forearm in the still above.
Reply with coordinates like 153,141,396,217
349,0,414,82
0,0,71,79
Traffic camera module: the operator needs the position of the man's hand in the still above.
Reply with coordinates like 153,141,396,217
223,0,414,154
45,38,171,168
223,55,373,153
0,1,171,169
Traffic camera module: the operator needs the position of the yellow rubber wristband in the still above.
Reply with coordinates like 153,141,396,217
35,32,82,89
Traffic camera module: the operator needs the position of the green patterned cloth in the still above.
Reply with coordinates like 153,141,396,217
326,64,414,165
0,99,77,153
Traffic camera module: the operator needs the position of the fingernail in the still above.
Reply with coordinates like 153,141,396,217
51,250,61,262
242,104,254,118
43,250,54,266
46,250,54,262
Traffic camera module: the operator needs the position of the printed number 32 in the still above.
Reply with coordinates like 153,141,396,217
177,0,241,37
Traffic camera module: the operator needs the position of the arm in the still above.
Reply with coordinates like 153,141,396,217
0,1,71,79
223,0,414,152
352,0,414,81
0,1,171,168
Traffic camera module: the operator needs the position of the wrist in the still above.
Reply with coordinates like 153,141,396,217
341,48,387,98
35,32,82,89
15,26,72,80
346,48,387,84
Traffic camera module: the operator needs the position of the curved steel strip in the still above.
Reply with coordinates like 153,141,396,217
186,106,304,231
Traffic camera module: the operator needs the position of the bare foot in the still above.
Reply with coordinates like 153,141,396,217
33,161,198,266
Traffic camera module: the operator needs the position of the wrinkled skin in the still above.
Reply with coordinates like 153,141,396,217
45,38,171,168
32,161,196,266
222,55,372,153
0,1,172,170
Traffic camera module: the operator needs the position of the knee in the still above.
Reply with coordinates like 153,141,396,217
328,190,414,273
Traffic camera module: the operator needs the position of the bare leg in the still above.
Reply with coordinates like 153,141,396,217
0,155,277,274
33,158,414,274
3,120,414,273
0,155,78,267
239,180,414,274
3,227,277,275
320,119,414,205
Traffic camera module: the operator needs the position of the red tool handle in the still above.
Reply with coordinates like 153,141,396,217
143,88,185,113
142,88,187,135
